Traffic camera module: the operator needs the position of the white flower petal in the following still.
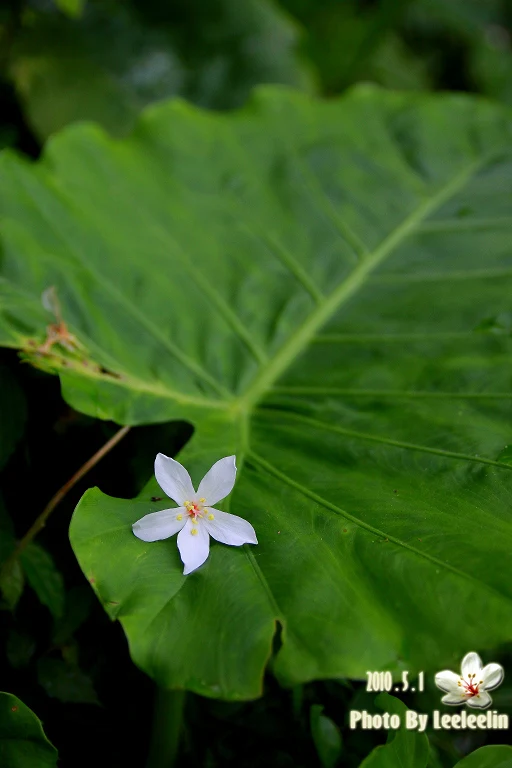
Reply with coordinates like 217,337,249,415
155,453,195,505
441,691,466,706
204,508,257,546
466,690,492,709
461,652,483,679
481,663,504,691
435,670,461,694
197,456,237,505
177,519,210,575
132,508,186,542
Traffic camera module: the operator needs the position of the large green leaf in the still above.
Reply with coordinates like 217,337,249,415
0,692,58,767
9,0,312,140
1,88,512,698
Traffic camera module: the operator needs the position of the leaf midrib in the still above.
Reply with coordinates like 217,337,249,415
6,152,487,420
238,157,485,412
10,154,486,415
233,157,492,623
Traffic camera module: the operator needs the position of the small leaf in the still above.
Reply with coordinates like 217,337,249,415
358,694,429,768
452,745,512,768
21,542,65,619
52,585,95,645
6,628,36,669
0,496,23,610
37,658,100,705
0,493,16,566
0,691,58,767
310,704,342,768
0,559,24,611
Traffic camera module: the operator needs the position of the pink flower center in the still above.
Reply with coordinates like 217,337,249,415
460,673,482,697
183,499,207,521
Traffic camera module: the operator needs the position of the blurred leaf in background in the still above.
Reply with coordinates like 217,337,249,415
37,657,100,705
6,627,36,668
4,0,512,148
8,0,314,140
358,694,429,768
0,551,24,610
279,0,512,101
0,495,16,571
53,0,86,19
404,0,512,103
51,584,94,646
0,365,26,610
20,541,65,619
452,745,512,768
310,704,342,768
279,0,424,93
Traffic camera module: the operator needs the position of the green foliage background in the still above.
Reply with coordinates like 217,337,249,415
1,1,512,766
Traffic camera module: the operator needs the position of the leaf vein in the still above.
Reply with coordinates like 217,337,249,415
256,409,512,471
271,387,512,399
248,450,511,604
240,156,486,409
17,173,230,397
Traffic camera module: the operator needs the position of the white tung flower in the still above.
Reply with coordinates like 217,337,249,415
132,454,257,575
435,652,504,709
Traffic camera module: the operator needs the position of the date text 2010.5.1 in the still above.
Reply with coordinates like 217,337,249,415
367,671,424,693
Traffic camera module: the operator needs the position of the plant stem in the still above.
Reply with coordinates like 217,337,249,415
2,424,130,573
146,688,185,768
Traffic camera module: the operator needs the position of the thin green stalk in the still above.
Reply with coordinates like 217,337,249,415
1,424,130,582
146,688,185,768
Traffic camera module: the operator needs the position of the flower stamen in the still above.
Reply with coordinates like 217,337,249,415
459,674,480,698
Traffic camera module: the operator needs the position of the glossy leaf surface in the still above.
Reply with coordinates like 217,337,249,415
0,88,512,697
